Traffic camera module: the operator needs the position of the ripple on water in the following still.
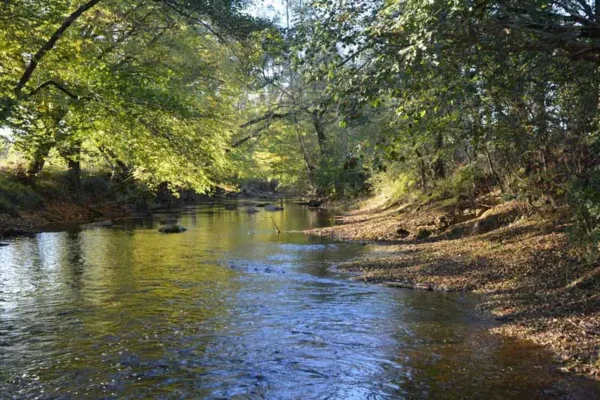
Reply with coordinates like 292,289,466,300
278,243,337,252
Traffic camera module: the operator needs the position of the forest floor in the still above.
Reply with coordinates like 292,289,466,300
306,195,600,380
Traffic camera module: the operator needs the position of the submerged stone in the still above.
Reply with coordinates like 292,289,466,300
264,205,284,211
308,199,323,208
159,225,187,234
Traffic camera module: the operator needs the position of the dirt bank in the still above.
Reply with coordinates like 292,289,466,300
0,201,133,238
306,198,600,379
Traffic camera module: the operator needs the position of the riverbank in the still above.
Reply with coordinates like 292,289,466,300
306,197,600,379
0,201,135,237
0,182,290,238
0,169,143,237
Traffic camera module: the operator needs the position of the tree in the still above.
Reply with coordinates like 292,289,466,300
1,0,266,194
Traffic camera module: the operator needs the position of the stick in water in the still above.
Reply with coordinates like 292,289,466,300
270,216,281,234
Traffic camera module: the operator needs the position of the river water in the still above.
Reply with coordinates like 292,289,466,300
1,202,599,399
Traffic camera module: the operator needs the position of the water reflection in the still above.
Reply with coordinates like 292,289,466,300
0,203,598,399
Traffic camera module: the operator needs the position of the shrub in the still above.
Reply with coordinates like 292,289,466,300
569,168,600,263
429,164,493,203
315,157,370,199
0,174,44,215
81,173,112,200
369,167,418,206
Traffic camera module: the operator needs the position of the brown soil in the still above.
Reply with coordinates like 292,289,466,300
306,198,600,379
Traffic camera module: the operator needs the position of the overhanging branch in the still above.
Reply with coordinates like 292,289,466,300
239,112,290,128
29,80,82,100
230,125,269,149
14,0,103,97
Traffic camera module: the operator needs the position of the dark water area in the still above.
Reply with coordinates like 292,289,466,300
1,202,599,399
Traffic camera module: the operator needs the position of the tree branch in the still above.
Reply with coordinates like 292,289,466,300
336,43,375,69
229,125,269,149
161,1,228,44
239,112,290,128
574,0,596,20
14,0,103,97
29,80,81,100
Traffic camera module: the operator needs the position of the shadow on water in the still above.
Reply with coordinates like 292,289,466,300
1,202,599,399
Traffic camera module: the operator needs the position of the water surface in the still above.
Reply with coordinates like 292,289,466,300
1,202,598,399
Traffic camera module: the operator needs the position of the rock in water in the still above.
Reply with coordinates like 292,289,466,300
246,207,260,214
159,225,187,234
264,205,284,211
308,199,323,208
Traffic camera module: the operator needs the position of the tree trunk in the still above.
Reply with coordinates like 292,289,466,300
484,144,502,191
297,132,316,175
26,142,54,183
534,81,550,173
415,148,428,190
312,109,327,155
432,133,445,179
66,157,82,200
297,131,322,194
98,145,131,182
60,141,82,202
25,109,66,184
578,75,599,172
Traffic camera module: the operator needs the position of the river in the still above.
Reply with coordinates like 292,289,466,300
1,202,598,399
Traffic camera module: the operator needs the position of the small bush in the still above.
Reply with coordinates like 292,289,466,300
369,167,418,206
427,164,492,203
569,168,600,263
314,155,370,198
81,174,111,200
35,171,73,201
0,174,44,215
